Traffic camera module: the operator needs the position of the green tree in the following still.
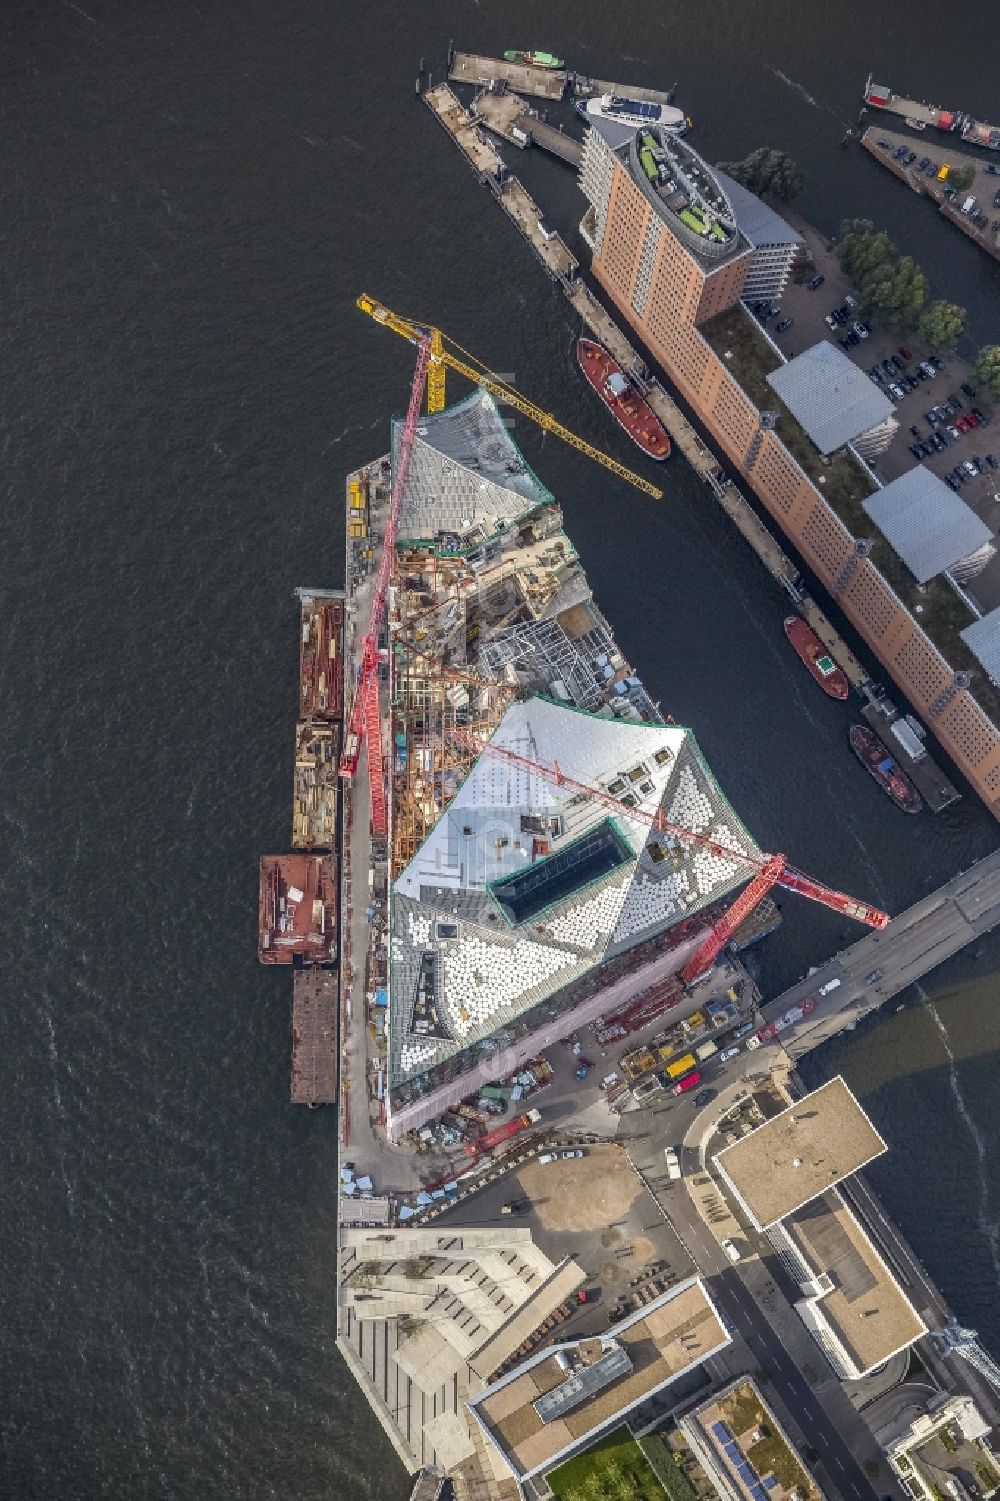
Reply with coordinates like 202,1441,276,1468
918,299,967,350
947,163,975,192
717,147,805,202
973,345,1000,401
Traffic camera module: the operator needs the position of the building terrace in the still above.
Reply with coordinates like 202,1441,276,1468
701,304,1000,724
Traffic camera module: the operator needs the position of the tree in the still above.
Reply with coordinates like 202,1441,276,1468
918,300,967,350
717,147,805,202
947,163,975,193
973,345,1000,401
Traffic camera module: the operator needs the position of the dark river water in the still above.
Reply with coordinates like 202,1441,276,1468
3,1,1000,1496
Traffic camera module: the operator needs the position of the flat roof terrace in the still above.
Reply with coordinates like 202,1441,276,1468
469,1278,729,1479
714,1077,886,1229
783,1189,926,1374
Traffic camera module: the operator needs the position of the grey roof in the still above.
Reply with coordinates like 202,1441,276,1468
585,115,635,152
961,606,1000,681
714,170,804,249
863,467,994,583
393,390,553,546
766,342,895,455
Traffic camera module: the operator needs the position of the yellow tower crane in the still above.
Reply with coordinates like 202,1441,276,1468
357,292,663,501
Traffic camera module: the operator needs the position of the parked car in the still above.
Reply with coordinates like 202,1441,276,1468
561,1148,585,1160
963,460,978,477
931,355,944,369
987,164,1000,176
854,321,869,338
971,456,984,474
824,313,838,329
972,407,985,423
909,443,922,458
948,425,961,440
776,317,793,334
926,410,941,426
910,424,920,437
864,970,883,986
962,383,976,398
539,1152,558,1165
846,330,860,346
948,392,963,408
967,412,979,428
889,383,905,399
987,455,999,470
899,346,913,360
719,1046,740,1062
807,274,825,290
917,157,930,172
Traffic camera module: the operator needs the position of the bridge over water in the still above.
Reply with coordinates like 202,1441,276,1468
762,847,1000,1058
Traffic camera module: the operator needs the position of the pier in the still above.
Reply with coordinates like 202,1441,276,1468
469,83,583,165
763,847,1000,1059
863,75,1000,152
423,83,505,182
291,969,338,1105
449,49,567,101
861,127,1000,264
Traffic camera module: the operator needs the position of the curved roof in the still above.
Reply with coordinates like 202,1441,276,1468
628,128,740,262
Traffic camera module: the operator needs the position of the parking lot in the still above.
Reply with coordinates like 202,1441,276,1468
751,222,1000,609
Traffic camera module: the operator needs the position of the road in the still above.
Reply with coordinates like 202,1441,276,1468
625,1124,887,1501
760,848,1000,1059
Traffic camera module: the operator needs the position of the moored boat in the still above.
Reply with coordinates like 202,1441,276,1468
783,617,849,699
849,724,923,813
579,93,688,135
504,49,564,69
576,338,671,460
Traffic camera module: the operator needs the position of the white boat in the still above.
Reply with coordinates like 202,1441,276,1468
580,92,688,134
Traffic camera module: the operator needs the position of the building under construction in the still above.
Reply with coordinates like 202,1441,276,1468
383,391,765,1136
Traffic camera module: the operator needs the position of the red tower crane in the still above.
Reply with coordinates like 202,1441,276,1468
448,728,889,982
339,336,432,836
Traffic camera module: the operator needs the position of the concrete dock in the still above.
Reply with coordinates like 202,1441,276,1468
763,846,1000,1059
424,83,505,182
861,127,1000,263
449,49,567,101
863,76,1000,152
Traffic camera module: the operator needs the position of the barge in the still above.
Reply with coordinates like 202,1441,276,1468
576,337,671,459
784,617,849,699
849,724,923,814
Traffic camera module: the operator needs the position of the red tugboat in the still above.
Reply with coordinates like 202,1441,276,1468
849,725,923,814
783,617,849,699
576,338,671,460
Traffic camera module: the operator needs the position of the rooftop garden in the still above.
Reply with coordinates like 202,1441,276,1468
548,1426,668,1501
717,1383,818,1501
701,306,1000,724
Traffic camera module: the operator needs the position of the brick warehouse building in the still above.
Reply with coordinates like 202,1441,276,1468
579,121,1000,816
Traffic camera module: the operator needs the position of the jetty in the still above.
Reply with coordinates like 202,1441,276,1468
472,86,582,167
863,75,1000,152
291,969,338,1105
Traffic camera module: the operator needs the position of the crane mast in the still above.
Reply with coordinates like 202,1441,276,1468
339,335,432,837
357,293,664,501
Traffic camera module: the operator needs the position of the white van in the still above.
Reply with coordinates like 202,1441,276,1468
818,978,841,996
664,1148,682,1181
538,1152,557,1165
721,1238,741,1263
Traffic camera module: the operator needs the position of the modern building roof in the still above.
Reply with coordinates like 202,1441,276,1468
766,342,895,455
394,389,554,550
781,1189,926,1375
391,695,762,1090
961,605,1000,682
714,171,804,250
713,1077,887,1229
863,467,994,583
467,1278,730,1479
691,1380,823,1501
626,127,746,266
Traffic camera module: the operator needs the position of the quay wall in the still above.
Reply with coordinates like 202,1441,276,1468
591,161,1000,818
861,129,1000,265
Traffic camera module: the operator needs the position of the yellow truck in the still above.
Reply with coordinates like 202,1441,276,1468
665,1052,697,1080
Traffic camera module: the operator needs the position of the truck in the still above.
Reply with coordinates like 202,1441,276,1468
672,1070,702,1096
664,1147,682,1180
665,1052,697,1080
463,1108,541,1157
695,1040,718,1062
